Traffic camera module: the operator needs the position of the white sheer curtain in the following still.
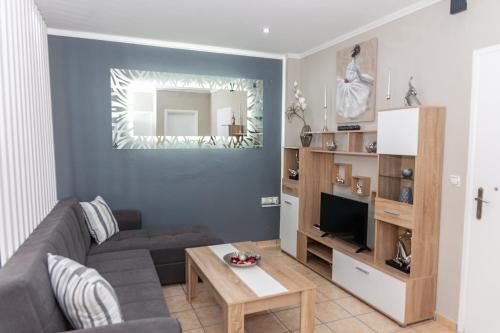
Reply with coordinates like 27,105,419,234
0,0,57,265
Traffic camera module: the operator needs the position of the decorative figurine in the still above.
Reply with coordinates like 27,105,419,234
395,230,412,268
402,168,413,179
336,175,345,185
365,141,377,153
325,140,337,151
356,181,363,195
288,168,299,181
386,230,412,273
404,77,421,106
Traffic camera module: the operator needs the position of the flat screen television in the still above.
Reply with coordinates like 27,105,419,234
319,192,369,252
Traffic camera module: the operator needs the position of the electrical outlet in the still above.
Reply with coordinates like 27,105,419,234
261,197,280,206
449,175,461,187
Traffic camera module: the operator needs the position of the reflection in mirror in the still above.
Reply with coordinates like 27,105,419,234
111,69,263,149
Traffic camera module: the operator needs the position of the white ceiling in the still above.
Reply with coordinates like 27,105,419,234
35,0,435,56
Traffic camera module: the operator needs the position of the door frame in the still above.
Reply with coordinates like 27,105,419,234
164,109,199,136
457,44,500,333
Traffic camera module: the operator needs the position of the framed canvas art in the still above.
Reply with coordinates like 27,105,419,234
336,38,378,124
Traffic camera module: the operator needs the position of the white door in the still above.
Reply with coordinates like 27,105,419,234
216,108,232,136
459,45,500,333
164,109,198,136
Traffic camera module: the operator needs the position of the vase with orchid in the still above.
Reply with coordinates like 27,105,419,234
286,81,312,147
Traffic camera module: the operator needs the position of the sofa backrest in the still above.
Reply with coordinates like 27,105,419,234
0,197,91,333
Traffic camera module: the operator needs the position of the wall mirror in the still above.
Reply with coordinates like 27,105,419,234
111,68,263,149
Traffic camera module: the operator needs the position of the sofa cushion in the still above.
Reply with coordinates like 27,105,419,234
47,254,124,329
88,225,223,266
81,196,120,244
86,250,169,321
0,197,92,333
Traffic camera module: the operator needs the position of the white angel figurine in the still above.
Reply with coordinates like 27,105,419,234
336,44,374,119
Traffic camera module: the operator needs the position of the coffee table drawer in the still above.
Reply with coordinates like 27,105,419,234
332,250,406,323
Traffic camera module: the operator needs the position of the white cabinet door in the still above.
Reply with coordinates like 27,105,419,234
332,250,407,323
279,193,299,257
377,108,420,156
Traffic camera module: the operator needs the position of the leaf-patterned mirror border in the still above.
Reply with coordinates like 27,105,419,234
111,68,263,149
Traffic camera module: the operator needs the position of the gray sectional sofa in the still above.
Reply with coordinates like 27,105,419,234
0,197,223,333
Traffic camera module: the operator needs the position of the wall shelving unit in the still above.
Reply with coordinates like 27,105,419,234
291,107,445,326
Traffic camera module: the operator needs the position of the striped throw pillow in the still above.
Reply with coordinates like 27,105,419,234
47,254,124,329
81,196,119,244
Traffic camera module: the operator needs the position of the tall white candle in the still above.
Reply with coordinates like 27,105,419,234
386,69,391,100
324,87,327,108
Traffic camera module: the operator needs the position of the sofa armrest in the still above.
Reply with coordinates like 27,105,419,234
112,210,142,230
66,317,181,333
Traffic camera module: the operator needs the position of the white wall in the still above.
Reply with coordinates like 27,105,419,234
210,90,247,135
285,0,500,322
0,0,57,265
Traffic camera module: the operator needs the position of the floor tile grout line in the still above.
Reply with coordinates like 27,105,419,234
269,310,294,333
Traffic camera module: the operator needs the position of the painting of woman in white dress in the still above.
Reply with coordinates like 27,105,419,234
336,39,377,123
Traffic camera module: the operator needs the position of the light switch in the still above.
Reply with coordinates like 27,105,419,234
449,175,461,187
261,197,280,206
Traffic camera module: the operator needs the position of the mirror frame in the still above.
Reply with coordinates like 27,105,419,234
111,68,264,149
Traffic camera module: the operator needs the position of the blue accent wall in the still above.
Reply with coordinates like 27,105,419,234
48,36,283,242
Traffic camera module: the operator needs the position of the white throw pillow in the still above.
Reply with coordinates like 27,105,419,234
80,196,119,244
47,253,124,329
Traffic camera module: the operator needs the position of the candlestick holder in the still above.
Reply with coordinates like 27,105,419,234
322,106,329,132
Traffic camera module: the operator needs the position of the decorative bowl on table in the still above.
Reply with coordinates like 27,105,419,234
223,252,261,268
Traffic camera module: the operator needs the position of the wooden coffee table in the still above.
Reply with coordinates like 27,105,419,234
185,242,316,333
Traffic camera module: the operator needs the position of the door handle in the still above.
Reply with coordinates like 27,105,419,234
284,201,292,205
355,266,370,275
475,187,489,220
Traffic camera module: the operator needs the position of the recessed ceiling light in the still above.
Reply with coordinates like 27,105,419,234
263,27,270,34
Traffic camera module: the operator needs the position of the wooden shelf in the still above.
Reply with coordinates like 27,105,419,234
302,228,374,265
300,228,411,282
375,260,411,280
307,243,332,263
309,149,378,157
304,130,377,135
306,255,332,279
282,148,300,197
378,155,415,202
282,178,299,197
283,178,299,184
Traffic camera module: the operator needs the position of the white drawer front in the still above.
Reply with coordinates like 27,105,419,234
332,250,406,323
377,108,419,156
279,193,299,257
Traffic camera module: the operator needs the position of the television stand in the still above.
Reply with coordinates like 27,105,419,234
320,232,331,238
355,246,372,254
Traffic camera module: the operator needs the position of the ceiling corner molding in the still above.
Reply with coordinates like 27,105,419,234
297,0,444,59
286,53,302,60
47,28,286,60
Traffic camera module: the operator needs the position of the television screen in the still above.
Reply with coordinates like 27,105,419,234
320,193,369,250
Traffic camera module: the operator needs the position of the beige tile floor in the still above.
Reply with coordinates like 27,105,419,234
163,246,456,333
